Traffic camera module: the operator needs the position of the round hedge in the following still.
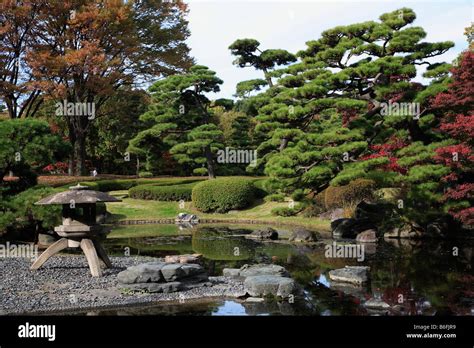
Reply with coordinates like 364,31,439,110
192,177,256,213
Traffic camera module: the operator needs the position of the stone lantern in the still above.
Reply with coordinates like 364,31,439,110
31,184,121,277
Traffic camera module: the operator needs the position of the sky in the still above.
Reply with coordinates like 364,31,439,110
185,0,473,99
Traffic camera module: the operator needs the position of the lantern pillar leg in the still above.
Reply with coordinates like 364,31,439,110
30,238,69,270
80,239,102,277
93,239,112,268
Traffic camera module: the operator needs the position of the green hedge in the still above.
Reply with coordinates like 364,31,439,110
192,177,256,213
79,178,203,192
129,183,196,201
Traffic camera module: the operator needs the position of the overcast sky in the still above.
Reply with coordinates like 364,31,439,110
185,0,472,99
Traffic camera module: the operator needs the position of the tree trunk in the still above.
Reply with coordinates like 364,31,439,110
204,145,216,179
73,133,87,176
263,69,274,88
279,137,289,151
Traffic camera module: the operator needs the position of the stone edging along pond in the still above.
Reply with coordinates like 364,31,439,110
113,218,331,232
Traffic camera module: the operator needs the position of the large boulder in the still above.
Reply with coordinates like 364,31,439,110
332,218,376,239
117,262,167,284
161,263,205,281
117,262,207,285
328,266,370,285
288,228,318,243
244,275,297,298
248,227,279,240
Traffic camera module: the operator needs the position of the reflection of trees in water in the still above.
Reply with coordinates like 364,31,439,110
369,240,473,314
104,236,194,257
192,227,257,261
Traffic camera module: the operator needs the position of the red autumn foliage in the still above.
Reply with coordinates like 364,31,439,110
361,136,407,173
430,51,474,225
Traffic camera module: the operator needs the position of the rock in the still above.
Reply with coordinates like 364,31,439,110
332,218,377,239
164,253,202,264
118,262,206,284
330,208,346,221
245,297,265,303
384,223,423,239
123,281,183,293
37,233,56,247
239,264,289,277
288,228,317,243
328,266,370,285
117,262,166,284
180,264,206,278
364,298,390,310
249,227,279,240
244,275,297,298
161,263,206,281
222,268,241,278
175,213,199,223
356,229,378,243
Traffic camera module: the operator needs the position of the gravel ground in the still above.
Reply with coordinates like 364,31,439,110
0,255,246,315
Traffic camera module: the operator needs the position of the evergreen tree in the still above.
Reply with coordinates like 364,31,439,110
255,8,453,195
129,65,224,179
229,38,296,87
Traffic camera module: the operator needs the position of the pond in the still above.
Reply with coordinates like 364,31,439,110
99,223,474,316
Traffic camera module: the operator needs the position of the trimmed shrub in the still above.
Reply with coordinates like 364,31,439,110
271,203,304,217
324,178,377,210
252,178,270,198
129,183,196,201
192,177,256,213
264,193,285,202
291,189,306,201
138,171,153,178
79,178,203,192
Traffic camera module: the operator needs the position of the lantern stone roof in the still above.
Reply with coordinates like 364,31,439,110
35,184,122,205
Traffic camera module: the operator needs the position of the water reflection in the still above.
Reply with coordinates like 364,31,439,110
103,224,474,316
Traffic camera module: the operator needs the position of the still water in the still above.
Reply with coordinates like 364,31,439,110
96,224,473,316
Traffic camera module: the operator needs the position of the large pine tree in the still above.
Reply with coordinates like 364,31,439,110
254,8,454,195
129,65,224,179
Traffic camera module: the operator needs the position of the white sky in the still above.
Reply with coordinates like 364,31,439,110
185,0,473,99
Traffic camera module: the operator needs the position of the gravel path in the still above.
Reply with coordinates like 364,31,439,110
0,255,245,315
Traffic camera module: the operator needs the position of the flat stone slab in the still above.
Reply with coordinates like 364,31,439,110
117,262,167,284
239,264,289,278
244,275,296,298
118,262,206,284
364,298,391,310
328,266,370,285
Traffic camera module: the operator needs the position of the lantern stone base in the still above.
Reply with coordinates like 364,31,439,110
30,237,112,277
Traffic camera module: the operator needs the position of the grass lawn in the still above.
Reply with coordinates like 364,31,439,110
106,194,331,232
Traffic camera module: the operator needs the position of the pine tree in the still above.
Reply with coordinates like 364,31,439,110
229,38,296,88
255,8,453,195
129,65,224,179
